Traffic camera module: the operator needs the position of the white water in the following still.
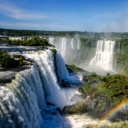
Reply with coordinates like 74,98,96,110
89,40,115,72
48,37,54,45
71,38,74,49
0,49,82,128
61,38,67,57
56,52,81,85
77,39,80,50
23,50,80,108
48,37,81,63
0,69,44,128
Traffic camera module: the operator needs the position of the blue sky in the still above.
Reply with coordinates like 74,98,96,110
0,0,128,32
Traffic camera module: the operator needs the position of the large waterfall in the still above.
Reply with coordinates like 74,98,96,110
48,37,80,63
56,52,81,85
89,40,115,72
0,49,81,128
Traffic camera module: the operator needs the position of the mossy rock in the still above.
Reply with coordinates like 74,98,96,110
66,64,85,73
63,102,89,114
51,49,57,54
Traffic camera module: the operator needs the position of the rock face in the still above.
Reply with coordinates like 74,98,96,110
0,46,43,52
0,45,42,85
0,66,30,85
63,102,87,114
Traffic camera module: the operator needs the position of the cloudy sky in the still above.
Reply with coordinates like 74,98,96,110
0,0,128,32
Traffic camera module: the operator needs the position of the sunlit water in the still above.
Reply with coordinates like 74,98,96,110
0,49,82,128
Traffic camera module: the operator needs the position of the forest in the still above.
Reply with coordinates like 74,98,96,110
1,28,128,38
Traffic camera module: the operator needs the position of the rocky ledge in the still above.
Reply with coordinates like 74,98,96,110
0,66,31,85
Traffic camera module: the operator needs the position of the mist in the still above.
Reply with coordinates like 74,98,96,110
48,36,80,64
48,35,117,75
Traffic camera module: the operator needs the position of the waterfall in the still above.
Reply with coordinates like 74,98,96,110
90,40,115,72
23,50,71,108
61,38,67,57
48,37,54,45
0,49,81,128
48,37,81,63
55,52,80,85
71,38,74,49
77,39,80,50
0,68,44,128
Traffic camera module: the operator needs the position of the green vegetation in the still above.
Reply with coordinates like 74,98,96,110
64,73,128,121
86,121,128,128
51,49,57,54
66,64,85,73
8,37,53,47
0,36,54,47
0,50,19,67
0,50,28,68
81,74,128,102
80,74,128,118
63,102,86,114
0,28,85,37
1,28,128,38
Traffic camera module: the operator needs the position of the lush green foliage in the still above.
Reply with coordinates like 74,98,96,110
51,49,56,54
0,50,28,68
63,102,87,114
8,37,53,47
66,64,85,73
64,73,128,121
79,74,128,119
0,28,85,36
81,74,128,102
1,28,128,37
0,50,19,67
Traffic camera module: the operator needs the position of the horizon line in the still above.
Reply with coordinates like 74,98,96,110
1,28,128,33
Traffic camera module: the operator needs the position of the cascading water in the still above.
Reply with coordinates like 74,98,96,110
48,37,54,45
0,49,81,128
23,50,80,108
71,38,74,49
48,37,81,63
77,39,80,50
55,52,81,85
89,40,115,72
0,67,44,128
61,38,67,57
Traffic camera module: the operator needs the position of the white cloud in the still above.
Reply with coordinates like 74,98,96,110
0,1,48,20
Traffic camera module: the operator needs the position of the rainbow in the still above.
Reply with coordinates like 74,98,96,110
95,98,128,128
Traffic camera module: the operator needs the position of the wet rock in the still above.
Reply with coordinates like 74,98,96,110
63,102,88,114
0,66,30,85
